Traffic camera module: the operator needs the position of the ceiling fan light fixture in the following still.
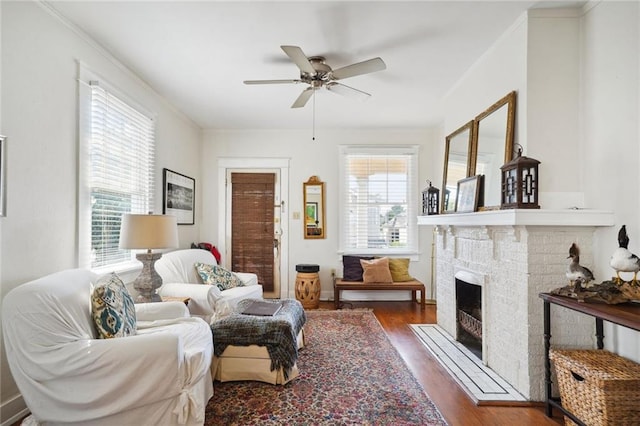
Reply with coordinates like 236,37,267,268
245,45,385,109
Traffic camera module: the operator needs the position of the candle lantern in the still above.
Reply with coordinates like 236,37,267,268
422,181,440,215
500,148,540,209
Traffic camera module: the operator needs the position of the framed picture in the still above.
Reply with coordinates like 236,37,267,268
0,135,6,217
163,168,195,225
455,175,482,213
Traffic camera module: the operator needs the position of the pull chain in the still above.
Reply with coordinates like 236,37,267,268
312,89,316,141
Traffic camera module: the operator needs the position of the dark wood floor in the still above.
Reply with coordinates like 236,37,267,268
320,300,564,426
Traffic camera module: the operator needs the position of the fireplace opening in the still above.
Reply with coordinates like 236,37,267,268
456,279,482,360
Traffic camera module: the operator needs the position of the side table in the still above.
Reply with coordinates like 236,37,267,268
539,293,640,426
295,264,321,309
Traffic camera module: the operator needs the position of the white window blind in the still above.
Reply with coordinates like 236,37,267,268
339,145,418,254
87,82,155,269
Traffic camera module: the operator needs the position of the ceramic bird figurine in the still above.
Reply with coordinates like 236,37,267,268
609,225,640,283
566,243,594,292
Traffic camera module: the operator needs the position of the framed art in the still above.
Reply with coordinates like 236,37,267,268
0,135,6,217
163,168,195,225
455,175,482,213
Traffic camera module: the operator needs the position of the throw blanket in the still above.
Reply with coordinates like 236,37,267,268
211,299,306,379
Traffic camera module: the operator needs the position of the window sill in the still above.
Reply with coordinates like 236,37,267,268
91,261,140,283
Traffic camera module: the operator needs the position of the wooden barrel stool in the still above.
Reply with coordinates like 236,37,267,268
295,264,321,309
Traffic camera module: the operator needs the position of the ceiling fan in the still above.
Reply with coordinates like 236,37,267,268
244,45,386,108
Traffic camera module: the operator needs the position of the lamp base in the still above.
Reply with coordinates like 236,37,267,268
133,252,164,303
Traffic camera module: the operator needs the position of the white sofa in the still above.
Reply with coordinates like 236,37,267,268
156,248,263,323
2,269,213,426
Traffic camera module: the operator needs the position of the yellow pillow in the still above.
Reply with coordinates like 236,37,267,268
360,257,393,284
388,258,413,282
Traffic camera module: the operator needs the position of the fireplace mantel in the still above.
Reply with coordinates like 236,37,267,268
417,209,614,228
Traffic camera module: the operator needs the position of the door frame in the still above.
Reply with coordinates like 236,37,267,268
217,158,290,298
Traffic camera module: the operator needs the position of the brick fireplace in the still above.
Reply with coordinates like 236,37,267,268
418,209,614,401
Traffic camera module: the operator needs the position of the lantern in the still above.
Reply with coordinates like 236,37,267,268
500,148,540,209
422,181,440,215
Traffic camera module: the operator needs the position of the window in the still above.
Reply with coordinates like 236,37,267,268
339,145,418,254
78,70,155,272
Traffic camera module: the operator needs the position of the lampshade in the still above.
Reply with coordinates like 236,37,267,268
119,214,178,250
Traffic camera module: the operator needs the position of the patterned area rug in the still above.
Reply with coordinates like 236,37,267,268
206,310,447,425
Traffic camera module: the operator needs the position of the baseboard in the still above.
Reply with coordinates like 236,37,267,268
0,393,29,426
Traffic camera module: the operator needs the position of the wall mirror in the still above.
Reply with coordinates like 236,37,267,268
471,91,516,209
442,121,474,213
303,176,325,239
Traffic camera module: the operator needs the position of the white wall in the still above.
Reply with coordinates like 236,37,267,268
527,8,583,208
443,14,527,146
0,2,202,423
201,128,437,300
580,1,640,360
442,2,640,366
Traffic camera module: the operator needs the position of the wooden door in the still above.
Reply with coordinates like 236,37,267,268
230,173,276,295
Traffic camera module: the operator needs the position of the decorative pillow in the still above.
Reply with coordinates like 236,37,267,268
195,262,244,291
360,257,393,284
388,258,413,282
91,273,136,339
342,255,374,281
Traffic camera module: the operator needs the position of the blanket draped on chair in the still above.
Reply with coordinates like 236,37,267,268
211,299,306,379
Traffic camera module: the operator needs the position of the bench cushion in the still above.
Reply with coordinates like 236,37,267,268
360,257,393,283
342,255,374,281
388,258,413,282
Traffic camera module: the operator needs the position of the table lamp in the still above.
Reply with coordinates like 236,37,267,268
119,213,178,302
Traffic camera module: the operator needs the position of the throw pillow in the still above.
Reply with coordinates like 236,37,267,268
342,255,374,281
195,262,244,291
91,272,137,339
360,257,393,284
388,258,413,282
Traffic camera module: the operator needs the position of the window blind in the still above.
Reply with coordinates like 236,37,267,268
89,83,155,268
339,145,418,254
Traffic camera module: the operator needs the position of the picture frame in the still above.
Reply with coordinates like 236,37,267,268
163,168,195,225
0,135,6,217
455,175,482,213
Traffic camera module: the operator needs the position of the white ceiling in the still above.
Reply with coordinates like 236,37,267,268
46,1,583,130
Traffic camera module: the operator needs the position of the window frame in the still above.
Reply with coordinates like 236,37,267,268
78,64,156,274
338,145,419,256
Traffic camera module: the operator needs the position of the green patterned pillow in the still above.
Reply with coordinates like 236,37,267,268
91,273,137,339
195,262,245,291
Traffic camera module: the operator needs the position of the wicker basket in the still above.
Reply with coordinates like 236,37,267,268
549,349,640,426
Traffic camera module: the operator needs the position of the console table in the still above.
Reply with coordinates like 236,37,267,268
539,293,640,426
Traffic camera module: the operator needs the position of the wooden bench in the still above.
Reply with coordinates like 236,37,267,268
333,278,426,310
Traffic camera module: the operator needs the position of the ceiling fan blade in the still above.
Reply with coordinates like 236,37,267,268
326,82,371,101
281,45,316,75
244,79,300,85
291,87,314,108
330,57,386,80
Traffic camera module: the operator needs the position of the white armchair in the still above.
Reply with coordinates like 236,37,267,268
2,269,213,426
156,249,263,323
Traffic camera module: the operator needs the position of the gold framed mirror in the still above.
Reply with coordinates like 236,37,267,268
304,176,325,239
471,91,516,209
442,121,474,213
